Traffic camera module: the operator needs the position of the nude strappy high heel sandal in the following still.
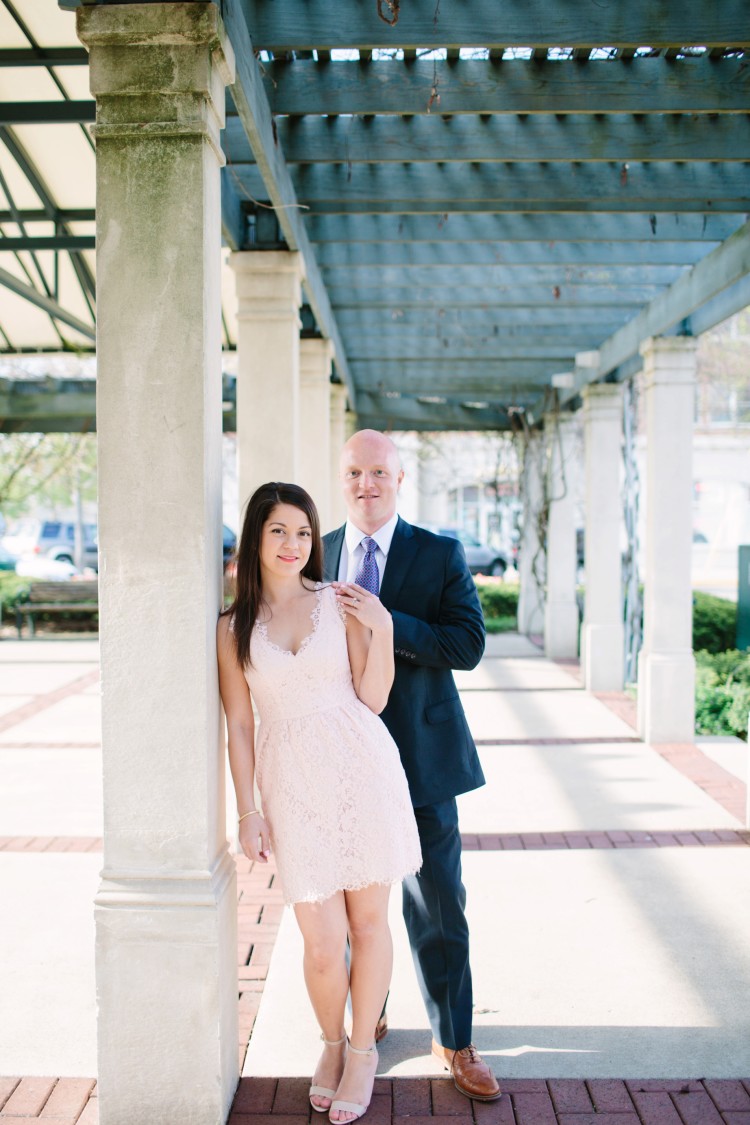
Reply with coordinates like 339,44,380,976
329,1042,378,1123
310,1033,348,1113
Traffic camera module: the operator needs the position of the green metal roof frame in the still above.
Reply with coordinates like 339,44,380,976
2,0,750,431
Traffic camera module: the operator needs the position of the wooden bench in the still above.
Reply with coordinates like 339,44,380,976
14,580,99,638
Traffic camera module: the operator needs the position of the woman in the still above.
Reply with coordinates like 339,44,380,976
217,483,421,1124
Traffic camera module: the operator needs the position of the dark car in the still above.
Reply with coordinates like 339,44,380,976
418,524,508,577
223,524,237,570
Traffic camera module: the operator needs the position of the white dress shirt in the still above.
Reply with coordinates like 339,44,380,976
338,513,400,587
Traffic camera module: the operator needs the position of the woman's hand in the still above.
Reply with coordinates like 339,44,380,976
333,582,392,634
238,812,271,863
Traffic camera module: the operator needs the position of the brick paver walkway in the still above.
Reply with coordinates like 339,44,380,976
2,645,749,1123
4,1074,750,1123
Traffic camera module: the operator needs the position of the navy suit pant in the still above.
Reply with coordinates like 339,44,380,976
402,799,473,1050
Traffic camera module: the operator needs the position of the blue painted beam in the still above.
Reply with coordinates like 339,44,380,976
352,359,560,387
321,264,686,287
0,48,89,66
328,283,668,306
342,327,625,359
295,197,750,215
0,266,95,341
259,59,750,116
686,273,750,337
593,219,750,380
336,306,635,329
220,167,245,251
304,213,748,244
0,101,95,125
233,162,750,206
219,0,354,401
223,113,750,164
0,235,94,251
315,241,719,268
354,392,512,431
241,3,750,49
351,357,576,376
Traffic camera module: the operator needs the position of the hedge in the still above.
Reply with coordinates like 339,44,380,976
692,591,738,654
695,649,750,739
474,580,519,623
0,572,32,617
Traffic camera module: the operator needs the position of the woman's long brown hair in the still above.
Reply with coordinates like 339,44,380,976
225,482,323,668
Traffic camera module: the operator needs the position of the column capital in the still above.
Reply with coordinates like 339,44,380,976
78,3,234,157
543,410,578,434
640,335,698,386
300,337,334,387
582,381,623,421
230,250,305,322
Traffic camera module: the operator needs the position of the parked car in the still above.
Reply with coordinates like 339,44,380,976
223,524,237,570
417,524,508,577
0,544,17,571
2,518,98,571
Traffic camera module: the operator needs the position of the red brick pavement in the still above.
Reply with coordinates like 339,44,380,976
0,670,100,735
7,1075,750,1124
3,656,750,1120
5,827,750,856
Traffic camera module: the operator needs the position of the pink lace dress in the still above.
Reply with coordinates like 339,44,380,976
244,584,422,905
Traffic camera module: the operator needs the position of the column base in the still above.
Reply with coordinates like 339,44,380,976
517,582,545,637
637,649,695,744
544,599,579,659
582,622,625,691
96,848,238,1125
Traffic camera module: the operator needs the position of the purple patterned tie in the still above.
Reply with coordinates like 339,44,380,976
355,537,380,595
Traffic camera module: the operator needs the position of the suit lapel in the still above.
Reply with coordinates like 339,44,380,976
323,526,345,581
379,517,416,609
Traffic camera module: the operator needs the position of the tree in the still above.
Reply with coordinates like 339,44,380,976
0,434,97,565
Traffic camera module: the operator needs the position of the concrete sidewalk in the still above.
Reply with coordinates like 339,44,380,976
1,633,749,1123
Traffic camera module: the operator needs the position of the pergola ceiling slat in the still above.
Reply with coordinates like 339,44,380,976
224,112,750,164
233,161,750,206
304,213,747,243
315,242,721,268
593,218,750,380
219,0,353,402
242,1,750,50
260,59,750,116
4,0,747,430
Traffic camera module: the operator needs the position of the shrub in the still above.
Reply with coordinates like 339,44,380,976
694,649,750,739
474,579,519,621
485,615,518,634
0,572,33,617
692,591,737,653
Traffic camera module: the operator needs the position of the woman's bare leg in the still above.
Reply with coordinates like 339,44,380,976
295,894,350,1111
330,883,392,1123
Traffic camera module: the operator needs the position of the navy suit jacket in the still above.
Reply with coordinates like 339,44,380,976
323,517,486,808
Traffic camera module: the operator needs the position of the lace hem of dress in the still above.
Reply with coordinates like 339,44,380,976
255,584,324,657
285,863,423,907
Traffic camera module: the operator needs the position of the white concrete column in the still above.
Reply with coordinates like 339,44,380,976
581,384,625,690
544,414,579,658
230,250,305,511
417,436,445,524
517,431,545,636
329,382,348,529
299,337,333,530
77,5,236,1124
637,336,697,743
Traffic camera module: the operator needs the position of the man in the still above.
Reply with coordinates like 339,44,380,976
323,428,500,1102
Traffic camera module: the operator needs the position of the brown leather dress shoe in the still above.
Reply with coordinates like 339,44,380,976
431,1041,501,1101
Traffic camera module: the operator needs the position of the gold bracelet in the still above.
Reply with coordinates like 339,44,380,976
238,809,260,823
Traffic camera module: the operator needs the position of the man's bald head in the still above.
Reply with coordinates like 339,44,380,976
339,429,404,534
